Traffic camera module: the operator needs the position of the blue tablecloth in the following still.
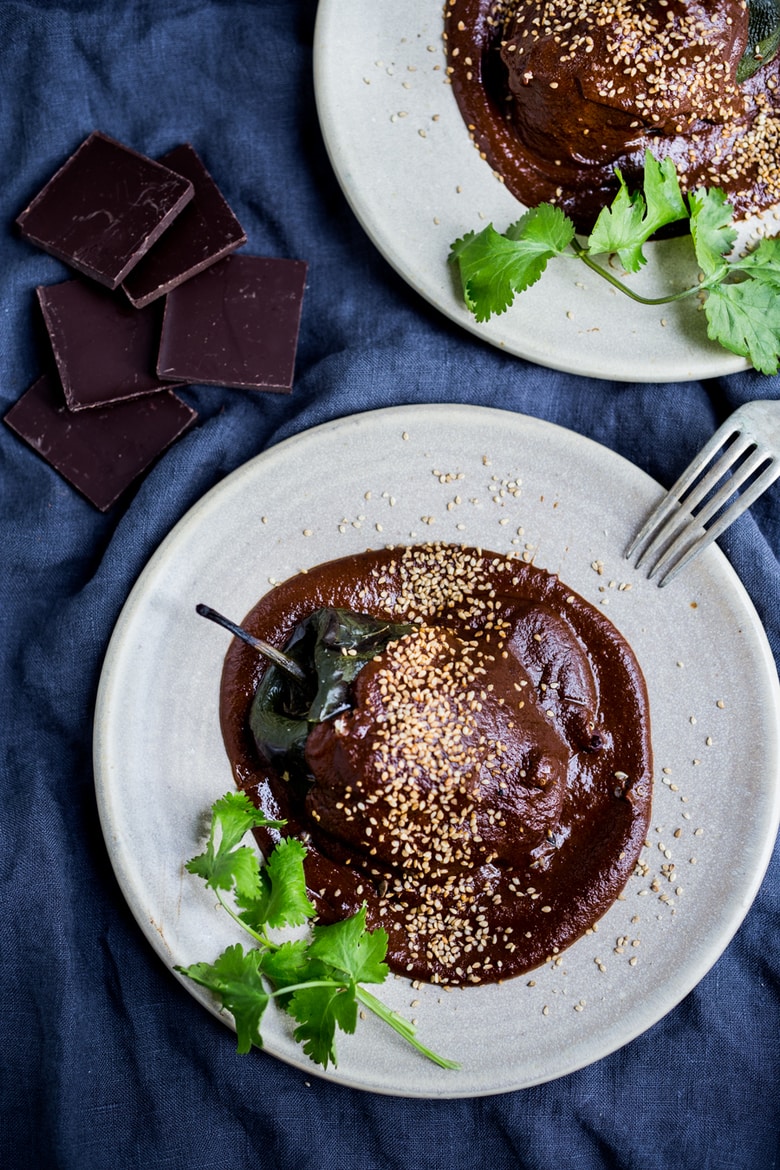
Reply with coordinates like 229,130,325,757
2,3,778,1167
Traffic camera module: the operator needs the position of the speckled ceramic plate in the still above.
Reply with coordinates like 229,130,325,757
94,405,780,1096
313,0,779,382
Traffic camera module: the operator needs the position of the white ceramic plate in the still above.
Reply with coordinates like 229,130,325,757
312,0,772,382
94,405,780,1097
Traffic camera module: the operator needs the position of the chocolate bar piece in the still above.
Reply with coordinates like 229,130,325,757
157,254,307,391
37,279,182,411
122,144,247,308
4,373,197,511
16,132,194,289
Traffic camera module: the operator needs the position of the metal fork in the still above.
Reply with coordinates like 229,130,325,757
626,400,780,587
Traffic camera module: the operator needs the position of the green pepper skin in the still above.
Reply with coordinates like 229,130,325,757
738,0,780,81
248,608,414,781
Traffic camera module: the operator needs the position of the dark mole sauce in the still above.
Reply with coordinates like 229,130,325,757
446,0,780,231
219,544,652,987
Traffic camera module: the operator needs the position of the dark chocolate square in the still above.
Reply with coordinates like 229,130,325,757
4,373,197,511
16,132,194,289
37,279,183,411
122,143,247,308
156,253,307,391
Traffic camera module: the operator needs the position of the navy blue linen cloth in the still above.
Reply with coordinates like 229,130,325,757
1,3,778,1168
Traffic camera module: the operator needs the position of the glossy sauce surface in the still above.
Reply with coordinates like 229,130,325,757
446,0,780,229
219,544,652,986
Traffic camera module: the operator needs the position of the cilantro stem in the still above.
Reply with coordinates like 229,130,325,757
215,889,269,948
269,979,345,996
355,986,461,1070
569,238,705,305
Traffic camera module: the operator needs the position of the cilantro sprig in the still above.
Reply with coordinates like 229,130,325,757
176,791,459,1071
449,150,780,375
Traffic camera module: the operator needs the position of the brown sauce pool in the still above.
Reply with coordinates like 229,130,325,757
446,0,780,230
219,543,652,987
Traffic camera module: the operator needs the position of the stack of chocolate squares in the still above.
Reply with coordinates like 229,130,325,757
5,132,307,510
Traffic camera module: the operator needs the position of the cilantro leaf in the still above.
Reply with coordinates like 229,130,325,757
504,203,576,249
188,842,263,903
257,938,312,1001
288,983,358,1069
176,944,269,1054
308,905,389,986
688,186,737,277
236,836,315,931
730,236,780,288
640,150,689,231
587,172,644,270
211,790,283,851
703,279,780,375
185,790,284,896
588,151,687,271
449,204,575,320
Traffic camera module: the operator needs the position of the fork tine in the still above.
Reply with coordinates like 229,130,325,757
648,450,769,583
640,439,767,572
624,489,681,562
654,459,780,587
624,414,747,561
672,446,772,536
636,437,757,568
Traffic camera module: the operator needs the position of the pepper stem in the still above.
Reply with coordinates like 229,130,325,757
196,603,307,683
